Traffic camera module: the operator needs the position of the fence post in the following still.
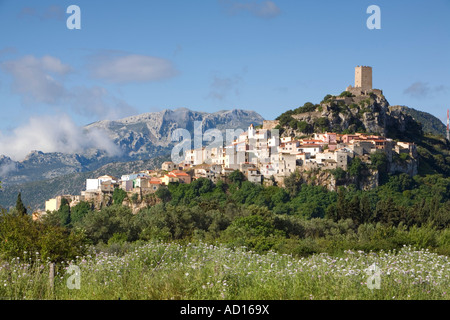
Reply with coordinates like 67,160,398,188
49,262,55,291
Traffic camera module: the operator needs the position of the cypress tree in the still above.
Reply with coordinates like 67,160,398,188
16,192,27,216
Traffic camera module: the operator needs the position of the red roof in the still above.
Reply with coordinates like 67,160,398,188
171,170,189,177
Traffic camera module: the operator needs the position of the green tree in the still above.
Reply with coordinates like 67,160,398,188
78,205,138,244
321,94,333,104
57,198,71,227
221,210,286,253
339,91,354,97
370,151,389,184
284,171,303,197
113,188,128,205
15,192,27,216
297,121,313,134
0,211,87,263
70,201,92,225
156,187,172,203
331,167,346,181
348,157,368,183
314,117,330,132
228,170,246,186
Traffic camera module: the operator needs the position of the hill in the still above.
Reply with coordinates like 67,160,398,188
275,90,450,176
396,106,447,137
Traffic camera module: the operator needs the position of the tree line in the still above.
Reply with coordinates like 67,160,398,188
1,169,450,264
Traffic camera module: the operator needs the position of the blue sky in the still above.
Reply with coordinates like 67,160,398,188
0,0,449,160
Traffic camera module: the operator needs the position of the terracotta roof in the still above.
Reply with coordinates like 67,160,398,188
302,139,322,142
171,170,189,177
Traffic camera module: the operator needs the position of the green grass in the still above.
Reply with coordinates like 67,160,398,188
1,242,449,300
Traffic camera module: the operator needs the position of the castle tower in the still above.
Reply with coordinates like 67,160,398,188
355,66,372,90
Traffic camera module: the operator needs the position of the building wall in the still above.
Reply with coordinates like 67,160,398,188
335,152,351,170
162,162,177,171
86,179,100,191
247,172,262,184
45,198,58,212
121,180,133,191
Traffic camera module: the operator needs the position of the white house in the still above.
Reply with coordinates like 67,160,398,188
86,179,101,191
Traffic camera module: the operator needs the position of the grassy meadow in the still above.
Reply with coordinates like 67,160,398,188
1,242,449,300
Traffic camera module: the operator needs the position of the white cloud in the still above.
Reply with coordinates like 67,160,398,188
220,0,281,18
404,82,450,99
1,54,140,121
0,161,17,176
90,53,178,84
1,55,71,104
0,114,120,161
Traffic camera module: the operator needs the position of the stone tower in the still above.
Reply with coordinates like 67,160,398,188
355,66,372,90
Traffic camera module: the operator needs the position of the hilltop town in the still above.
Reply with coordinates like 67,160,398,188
41,66,419,217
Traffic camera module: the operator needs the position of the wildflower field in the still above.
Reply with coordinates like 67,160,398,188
0,242,449,300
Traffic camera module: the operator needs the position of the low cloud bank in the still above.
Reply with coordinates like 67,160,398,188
0,114,120,161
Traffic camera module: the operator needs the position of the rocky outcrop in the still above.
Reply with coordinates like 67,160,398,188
288,91,398,136
297,167,379,192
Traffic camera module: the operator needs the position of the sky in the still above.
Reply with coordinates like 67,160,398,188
0,0,449,161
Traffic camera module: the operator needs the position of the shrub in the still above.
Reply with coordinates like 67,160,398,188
113,188,128,205
321,94,333,104
0,212,87,263
339,91,354,97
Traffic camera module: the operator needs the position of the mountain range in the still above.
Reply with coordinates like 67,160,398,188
0,108,264,185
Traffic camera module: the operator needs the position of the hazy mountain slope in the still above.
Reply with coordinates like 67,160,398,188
0,156,169,211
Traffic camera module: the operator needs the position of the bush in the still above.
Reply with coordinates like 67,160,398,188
0,212,87,263
331,167,347,181
339,91,354,97
76,205,138,244
321,94,333,104
113,188,128,205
